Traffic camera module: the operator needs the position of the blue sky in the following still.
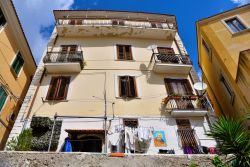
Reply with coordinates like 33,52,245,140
13,0,249,73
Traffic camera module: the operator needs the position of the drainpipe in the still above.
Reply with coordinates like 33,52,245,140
48,113,57,152
104,72,107,154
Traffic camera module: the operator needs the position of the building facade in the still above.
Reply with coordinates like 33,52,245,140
0,0,36,149
9,10,215,154
197,4,250,118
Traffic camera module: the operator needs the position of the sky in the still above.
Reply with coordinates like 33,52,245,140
13,0,249,74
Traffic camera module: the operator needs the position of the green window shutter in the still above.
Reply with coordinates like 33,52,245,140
11,52,24,75
0,86,7,111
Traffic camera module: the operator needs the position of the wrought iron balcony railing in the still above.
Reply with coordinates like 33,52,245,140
162,95,207,110
56,19,177,30
43,51,84,69
154,53,192,65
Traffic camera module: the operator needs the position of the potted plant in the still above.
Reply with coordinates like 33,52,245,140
189,95,197,100
171,93,181,100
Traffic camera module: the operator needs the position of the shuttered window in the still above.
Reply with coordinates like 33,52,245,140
46,76,70,100
0,8,6,27
0,86,7,111
11,52,24,75
112,20,125,26
117,45,133,60
61,45,77,54
176,119,200,154
157,47,175,55
119,76,137,98
151,22,163,29
164,79,193,95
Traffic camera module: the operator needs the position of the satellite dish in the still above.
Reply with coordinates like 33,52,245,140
147,44,158,50
194,82,207,91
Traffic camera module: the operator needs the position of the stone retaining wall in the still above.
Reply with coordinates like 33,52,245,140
0,152,217,167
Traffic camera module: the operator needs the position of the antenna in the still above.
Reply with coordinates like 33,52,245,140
194,82,207,97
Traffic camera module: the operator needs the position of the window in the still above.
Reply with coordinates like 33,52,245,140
61,45,77,54
123,118,138,128
0,8,6,27
151,22,163,29
11,52,24,76
46,76,70,100
157,47,175,55
176,119,201,154
0,86,7,112
225,17,247,33
112,20,125,26
202,39,211,60
220,74,234,104
116,45,133,60
164,78,193,96
119,76,137,98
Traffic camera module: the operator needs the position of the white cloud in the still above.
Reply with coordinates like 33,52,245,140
12,0,74,63
197,69,202,81
230,0,250,5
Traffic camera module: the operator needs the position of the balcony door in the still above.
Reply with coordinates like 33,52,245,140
165,79,194,109
157,47,179,63
60,45,78,62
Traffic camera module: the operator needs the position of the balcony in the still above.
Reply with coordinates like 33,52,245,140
43,51,83,73
55,19,177,40
162,95,208,117
152,53,193,74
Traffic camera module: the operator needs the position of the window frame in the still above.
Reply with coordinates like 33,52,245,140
220,74,235,104
164,78,194,96
118,75,138,98
116,44,133,61
46,76,71,101
123,118,138,128
201,38,212,61
222,15,249,35
11,52,24,77
0,85,8,112
0,8,6,28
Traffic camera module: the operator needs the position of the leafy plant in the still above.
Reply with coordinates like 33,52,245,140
189,161,198,167
207,116,250,167
6,129,32,151
212,156,230,167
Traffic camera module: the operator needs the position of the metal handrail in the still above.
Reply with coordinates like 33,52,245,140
163,95,206,110
56,18,177,30
43,51,84,69
154,53,192,65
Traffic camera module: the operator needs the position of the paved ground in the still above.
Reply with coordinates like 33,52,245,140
0,152,216,167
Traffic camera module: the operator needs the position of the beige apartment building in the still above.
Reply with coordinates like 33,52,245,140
9,10,216,154
197,4,250,118
0,0,36,149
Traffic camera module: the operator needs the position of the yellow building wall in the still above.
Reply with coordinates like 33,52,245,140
197,7,250,118
0,24,33,149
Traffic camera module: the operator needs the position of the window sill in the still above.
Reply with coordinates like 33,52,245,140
115,59,136,62
115,97,141,100
232,28,250,37
42,98,69,103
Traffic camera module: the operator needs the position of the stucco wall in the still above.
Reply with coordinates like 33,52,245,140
0,152,217,167
197,7,250,117
56,117,215,154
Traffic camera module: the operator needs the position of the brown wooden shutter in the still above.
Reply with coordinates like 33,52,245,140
157,47,174,55
128,76,137,97
56,77,70,100
61,46,68,54
69,45,77,54
46,77,59,100
119,76,126,97
164,78,174,95
183,80,193,95
117,45,124,60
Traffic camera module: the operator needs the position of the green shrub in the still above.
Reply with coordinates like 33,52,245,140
6,129,32,151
